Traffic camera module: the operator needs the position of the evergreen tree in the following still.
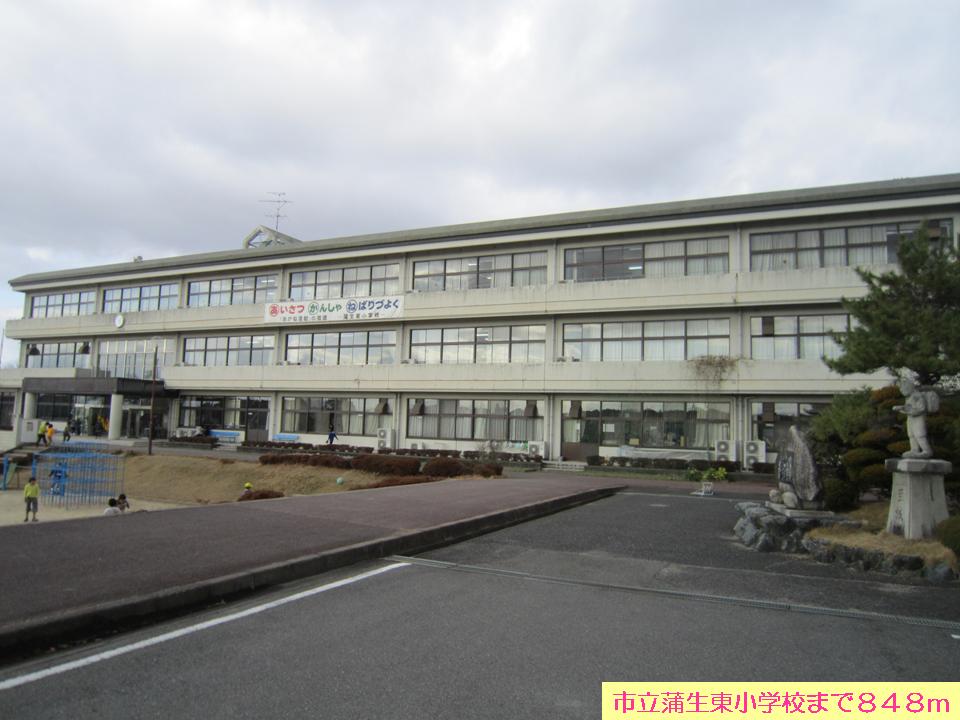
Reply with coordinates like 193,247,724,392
826,226,960,386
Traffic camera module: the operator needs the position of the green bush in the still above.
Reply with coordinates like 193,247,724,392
841,447,887,469
823,474,859,512
585,455,603,466
853,428,899,449
857,463,893,494
934,515,960,557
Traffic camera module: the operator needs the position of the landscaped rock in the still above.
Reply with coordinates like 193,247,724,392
735,503,951,584
924,563,958,584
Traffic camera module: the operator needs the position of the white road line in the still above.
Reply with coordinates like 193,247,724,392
0,562,408,692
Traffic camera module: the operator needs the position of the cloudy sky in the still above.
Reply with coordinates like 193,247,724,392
1,0,958,365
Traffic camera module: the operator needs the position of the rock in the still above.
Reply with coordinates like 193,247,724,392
755,532,775,552
924,563,957,584
758,513,791,531
890,554,924,572
780,529,804,554
739,521,759,547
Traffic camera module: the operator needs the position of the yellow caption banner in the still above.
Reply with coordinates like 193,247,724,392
602,683,958,720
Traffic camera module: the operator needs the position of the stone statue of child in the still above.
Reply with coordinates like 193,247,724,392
892,376,938,459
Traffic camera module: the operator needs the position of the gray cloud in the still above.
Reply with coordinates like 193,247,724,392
2,0,958,364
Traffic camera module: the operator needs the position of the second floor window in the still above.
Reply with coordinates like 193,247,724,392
183,336,275,366
103,283,179,313
751,314,850,360
187,275,278,307
26,341,91,369
97,338,176,379
563,319,730,361
285,330,396,366
410,325,546,364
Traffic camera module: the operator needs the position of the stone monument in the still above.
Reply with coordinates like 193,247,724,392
885,377,951,539
768,425,829,516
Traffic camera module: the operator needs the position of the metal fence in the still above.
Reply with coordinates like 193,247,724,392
32,447,124,509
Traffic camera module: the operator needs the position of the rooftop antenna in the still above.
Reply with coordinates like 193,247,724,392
259,192,292,231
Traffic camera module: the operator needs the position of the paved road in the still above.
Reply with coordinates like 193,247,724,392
0,490,955,720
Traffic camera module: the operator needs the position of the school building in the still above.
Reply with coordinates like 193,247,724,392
2,174,958,465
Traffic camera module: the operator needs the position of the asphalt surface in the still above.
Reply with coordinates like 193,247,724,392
0,473,623,656
0,489,956,720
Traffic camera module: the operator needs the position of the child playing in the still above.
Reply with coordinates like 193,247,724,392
24,477,39,522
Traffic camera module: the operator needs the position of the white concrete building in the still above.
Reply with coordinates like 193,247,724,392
3,174,958,465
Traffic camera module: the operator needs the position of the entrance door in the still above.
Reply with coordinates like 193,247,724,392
244,399,269,443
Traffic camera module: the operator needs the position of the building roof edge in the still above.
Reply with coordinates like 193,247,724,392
10,172,960,289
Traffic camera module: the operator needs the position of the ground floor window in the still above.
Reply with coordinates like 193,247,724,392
0,392,15,430
751,401,827,453
281,396,391,436
179,396,271,430
406,398,544,442
36,393,75,421
562,399,729,449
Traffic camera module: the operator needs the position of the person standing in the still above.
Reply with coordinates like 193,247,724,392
24,477,40,522
327,429,338,445
45,423,55,446
36,421,48,446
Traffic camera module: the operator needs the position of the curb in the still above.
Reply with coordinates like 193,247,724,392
0,485,621,658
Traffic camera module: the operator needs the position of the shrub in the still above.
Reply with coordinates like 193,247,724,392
585,455,603,466
702,467,727,483
841,447,887,469
751,462,775,474
685,467,702,482
854,428,899,449
350,454,421,476
886,441,910,456
169,435,218,448
857,463,892,493
238,489,285,501
823,473,859,512
934,515,960,557
471,462,503,477
422,457,468,477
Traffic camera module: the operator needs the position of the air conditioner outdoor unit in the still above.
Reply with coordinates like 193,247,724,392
714,439,736,462
744,440,767,468
376,428,395,449
527,441,548,458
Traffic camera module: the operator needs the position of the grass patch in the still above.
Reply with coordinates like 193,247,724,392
808,500,958,570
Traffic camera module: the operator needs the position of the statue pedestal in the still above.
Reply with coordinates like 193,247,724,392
884,458,951,539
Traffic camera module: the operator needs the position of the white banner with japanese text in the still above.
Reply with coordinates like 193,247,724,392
264,296,404,324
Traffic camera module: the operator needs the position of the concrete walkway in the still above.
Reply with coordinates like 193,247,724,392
0,474,628,657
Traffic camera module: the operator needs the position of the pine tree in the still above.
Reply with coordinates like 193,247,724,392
826,226,960,387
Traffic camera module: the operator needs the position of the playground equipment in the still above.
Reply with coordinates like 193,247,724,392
31,443,124,509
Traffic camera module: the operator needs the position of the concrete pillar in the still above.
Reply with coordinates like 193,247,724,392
23,392,37,420
885,458,951,539
108,393,123,440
